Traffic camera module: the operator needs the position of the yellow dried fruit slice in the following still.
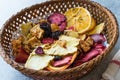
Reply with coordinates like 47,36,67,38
88,17,96,31
88,23,104,35
64,7,80,21
65,7,92,34
25,51,54,70
75,7,91,33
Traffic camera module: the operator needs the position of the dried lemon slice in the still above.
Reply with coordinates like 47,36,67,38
65,7,92,34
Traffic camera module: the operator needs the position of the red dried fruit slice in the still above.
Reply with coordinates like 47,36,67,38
15,47,29,63
42,38,54,44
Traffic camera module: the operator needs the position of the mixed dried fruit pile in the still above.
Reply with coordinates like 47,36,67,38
12,7,107,71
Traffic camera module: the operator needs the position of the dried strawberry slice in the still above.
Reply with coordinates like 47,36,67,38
53,56,72,67
48,13,66,25
42,38,54,44
15,47,29,63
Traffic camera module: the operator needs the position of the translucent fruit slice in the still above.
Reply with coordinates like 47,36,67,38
88,23,104,35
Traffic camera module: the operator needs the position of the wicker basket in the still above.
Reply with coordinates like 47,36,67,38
0,0,119,80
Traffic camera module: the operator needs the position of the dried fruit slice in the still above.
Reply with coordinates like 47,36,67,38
42,38,54,44
81,49,100,62
15,47,29,63
48,13,66,25
21,22,33,37
64,30,79,38
47,52,78,71
53,56,72,67
88,17,96,31
25,50,54,70
64,7,80,21
66,7,92,34
91,34,105,43
88,23,104,35
75,8,91,33
59,22,67,31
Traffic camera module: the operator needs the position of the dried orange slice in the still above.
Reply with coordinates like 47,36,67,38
64,7,80,21
88,17,96,31
65,7,92,34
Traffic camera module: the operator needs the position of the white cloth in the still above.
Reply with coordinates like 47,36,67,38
102,50,120,80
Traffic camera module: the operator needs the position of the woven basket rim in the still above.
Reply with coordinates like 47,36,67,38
0,0,119,76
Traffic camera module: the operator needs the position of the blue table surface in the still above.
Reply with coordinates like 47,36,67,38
0,0,120,80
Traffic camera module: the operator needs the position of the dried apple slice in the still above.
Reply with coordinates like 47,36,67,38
25,52,54,70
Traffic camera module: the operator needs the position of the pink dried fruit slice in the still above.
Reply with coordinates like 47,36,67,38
94,43,106,53
53,56,72,67
42,38,54,44
59,22,67,31
48,13,66,25
91,34,105,43
81,49,100,62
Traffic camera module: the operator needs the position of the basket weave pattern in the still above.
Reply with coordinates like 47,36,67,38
0,0,118,80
